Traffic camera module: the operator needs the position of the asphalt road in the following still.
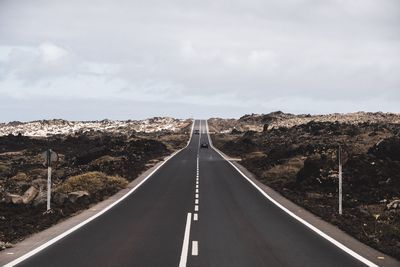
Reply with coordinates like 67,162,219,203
14,120,368,267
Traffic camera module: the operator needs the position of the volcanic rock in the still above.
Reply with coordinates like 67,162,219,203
306,192,323,199
22,186,39,204
31,179,47,190
230,128,242,134
10,172,29,182
53,192,68,205
68,191,90,204
0,241,13,250
387,199,400,210
369,136,400,161
5,193,23,204
33,189,47,207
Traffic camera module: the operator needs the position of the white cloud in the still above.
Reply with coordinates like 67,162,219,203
39,42,68,63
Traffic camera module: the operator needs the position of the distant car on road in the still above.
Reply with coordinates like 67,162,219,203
200,143,209,149
194,130,200,135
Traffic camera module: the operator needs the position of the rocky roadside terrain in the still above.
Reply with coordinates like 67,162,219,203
0,117,188,137
0,118,192,250
209,112,400,260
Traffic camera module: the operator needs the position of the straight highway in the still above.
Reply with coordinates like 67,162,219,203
7,120,370,267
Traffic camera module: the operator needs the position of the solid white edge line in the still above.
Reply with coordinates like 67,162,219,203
205,120,379,267
179,213,192,267
4,120,196,267
192,241,198,256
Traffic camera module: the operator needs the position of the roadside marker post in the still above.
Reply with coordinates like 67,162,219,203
47,150,51,211
42,149,59,211
338,145,342,215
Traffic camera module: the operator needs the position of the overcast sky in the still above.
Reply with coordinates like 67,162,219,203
0,0,399,121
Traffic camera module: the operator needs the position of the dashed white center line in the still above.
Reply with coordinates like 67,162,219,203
194,123,200,256
191,124,204,258
192,241,198,256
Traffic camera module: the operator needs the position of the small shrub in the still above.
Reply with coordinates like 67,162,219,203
56,171,128,195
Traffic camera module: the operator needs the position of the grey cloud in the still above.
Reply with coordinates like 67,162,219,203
0,0,399,121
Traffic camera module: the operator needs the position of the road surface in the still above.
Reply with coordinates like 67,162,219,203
11,120,368,267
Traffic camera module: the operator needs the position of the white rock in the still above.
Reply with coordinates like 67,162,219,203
5,194,23,204
386,199,400,210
